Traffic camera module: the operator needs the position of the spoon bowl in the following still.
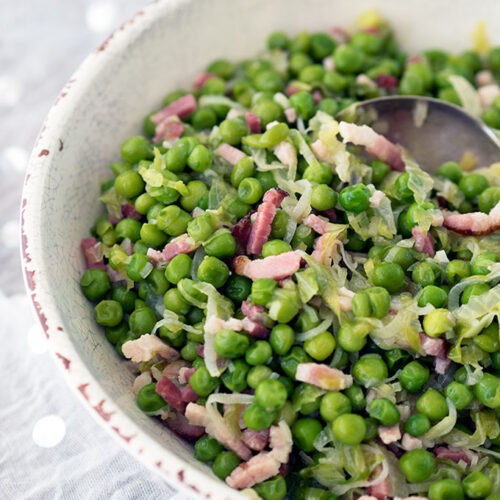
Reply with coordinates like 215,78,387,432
340,96,500,173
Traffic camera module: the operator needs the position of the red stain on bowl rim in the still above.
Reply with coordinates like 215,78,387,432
78,383,90,400
32,297,49,338
55,352,71,370
94,399,115,422
38,149,50,157
98,9,145,52
25,269,36,291
111,426,136,443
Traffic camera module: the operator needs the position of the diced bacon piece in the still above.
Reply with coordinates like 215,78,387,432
147,233,199,266
338,286,355,312
369,190,386,208
204,315,245,335
397,403,411,422
269,423,292,463
311,139,329,162
226,452,281,489
323,56,335,71
231,211,255,247
217,143,246,165
132,371,153,395
304,214,329,235
295,363,353,391
401,433,423,451
273,141,296,167
242,428,270,451
106,264,124,282
412,226,435,257
443,201,500,235
357,74,377,88
358,497,378,500
285,84,299,97
241,300,266,323
178,366,196,385
312,89,323,105
330,26,349,44
81,237,104,268
376,74,399,91
156,376,186,413
245,112,261,133
338,121,405,171
242,318,270,339
180,384,199,403
284,107,297,123
476,70,494,87
147,248,165,265
122,334,179,363
194,72,217,90
151,94,197,124
120,237,134,255
368,474,392,500
279,461,290,478
154,115,184,143
108,213,120,225
247,188,288,255
406,54,423,65
121,203,142,220
320,208,337,221
434,447,472,466
163,359,189,381
420,333,447,358
226,108,243,120
434,356,451,375
165,411,204,440
478,84,500,109
378,424,401,444
185,403,252,460
234,252,301,281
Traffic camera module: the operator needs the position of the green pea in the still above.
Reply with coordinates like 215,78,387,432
245,340,272,366
139,223,168,248
164,254,192,285
436,161,462,184
333,45,365,73
94,300,123,327
344,385,365,412
292,383,323,415
197,256,229,288
146,268,169,295
423,308,454,338
394,172,414,202
280,346,311,378
304,331,336,361
404,413,431,436
80,268,111,301
187,306,204,325
303,162,333,184
189,365,219,397
369,160,390,185
129,306,157,334
400,449,435,483
156,206,191,237
463,471,493,499
247,365,273,389
267,30,289,50
417,388,448,421
115,218,141,243
491,352,500,372
262,239,292,258
474,373,500,408
317,97,339,116
194,435,223,463
323,70,348,93
219,118,249,146
482,107,500,128
214,329,249,359
251,100,283,128
270,209,289,239
474,322,500,353
230,157,255,188
180,180,208,212
478,186,500,213
337,323,368,352
136,383,166,413
472,251,498,275
352,286,390,319
268,287,301,323
291,224,315,250
206,58,235,79
238,177,263,205
253,70,284,93
459,173,489,200
158,325,186,347
289,51,313,76
105,322,129,345
115,170,145,199
225,197,251,218
311,184,337,211
418,285,448,308
221,359,250,392
202,76,226,95
213,451,241,480
251,278,278,306
191,107,217,130
444,381,473,410
110,161,132,177
399,72,425,95
120,136,153,164
399,361,429,392
111,287,136,313
331,413,366,445
369,397,400,426
180,340,199,361
339,183,370,213
203,228,236,259
461,282,490,304
225,275,252,303
298,64,325,84
125,253,150,281
406,201,436,229
397,209,413,238
255,379,288,411
243,403,277,430
353,354,388,388
292,417,323,451
438,87,461,105
346,231,367,252
270,324,295,355
309,32,335,59
134,193,156,216
372,261,405,293
163,288,190,315
350,31,383,55
319,392,351,422
412,261,441,287
289,91,315,121
254,476,287,500
429,479,464,500
187,213,217,242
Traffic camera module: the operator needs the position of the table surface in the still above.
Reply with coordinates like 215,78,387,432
0,1,194,498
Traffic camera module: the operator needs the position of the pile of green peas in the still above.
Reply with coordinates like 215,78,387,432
80,18,500,500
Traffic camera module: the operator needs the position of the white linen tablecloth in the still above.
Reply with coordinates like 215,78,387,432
0,1,194,498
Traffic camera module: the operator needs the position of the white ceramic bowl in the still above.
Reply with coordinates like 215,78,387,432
21,0,500,498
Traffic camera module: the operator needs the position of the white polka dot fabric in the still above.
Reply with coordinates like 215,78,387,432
0,1,196,498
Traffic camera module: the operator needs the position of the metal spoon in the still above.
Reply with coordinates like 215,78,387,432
337,96,500,173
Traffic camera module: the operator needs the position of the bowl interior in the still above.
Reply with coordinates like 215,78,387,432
22,0,500,497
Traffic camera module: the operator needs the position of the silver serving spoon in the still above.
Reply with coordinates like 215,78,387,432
338,96,500,173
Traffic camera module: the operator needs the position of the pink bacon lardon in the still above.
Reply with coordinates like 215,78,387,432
242,428,270,452
150,94,197,125
419,332,450,374
247,188,288,255
443,201,500,236
153,116,184,143
338,121,405,171
434,447,473,466
412,226,435,257
217,143,247,165
147,233,199,266
122,334,180,363
245,112,261,133
231,211,256,248
194,72,217,90
165,411,205,440
233,252,301,281
303,214,329,235
155,376,186,413
121,203,142,220
81,237,105,269
295,363,353,391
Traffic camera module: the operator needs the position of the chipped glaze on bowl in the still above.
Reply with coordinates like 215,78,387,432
21,0,500,497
